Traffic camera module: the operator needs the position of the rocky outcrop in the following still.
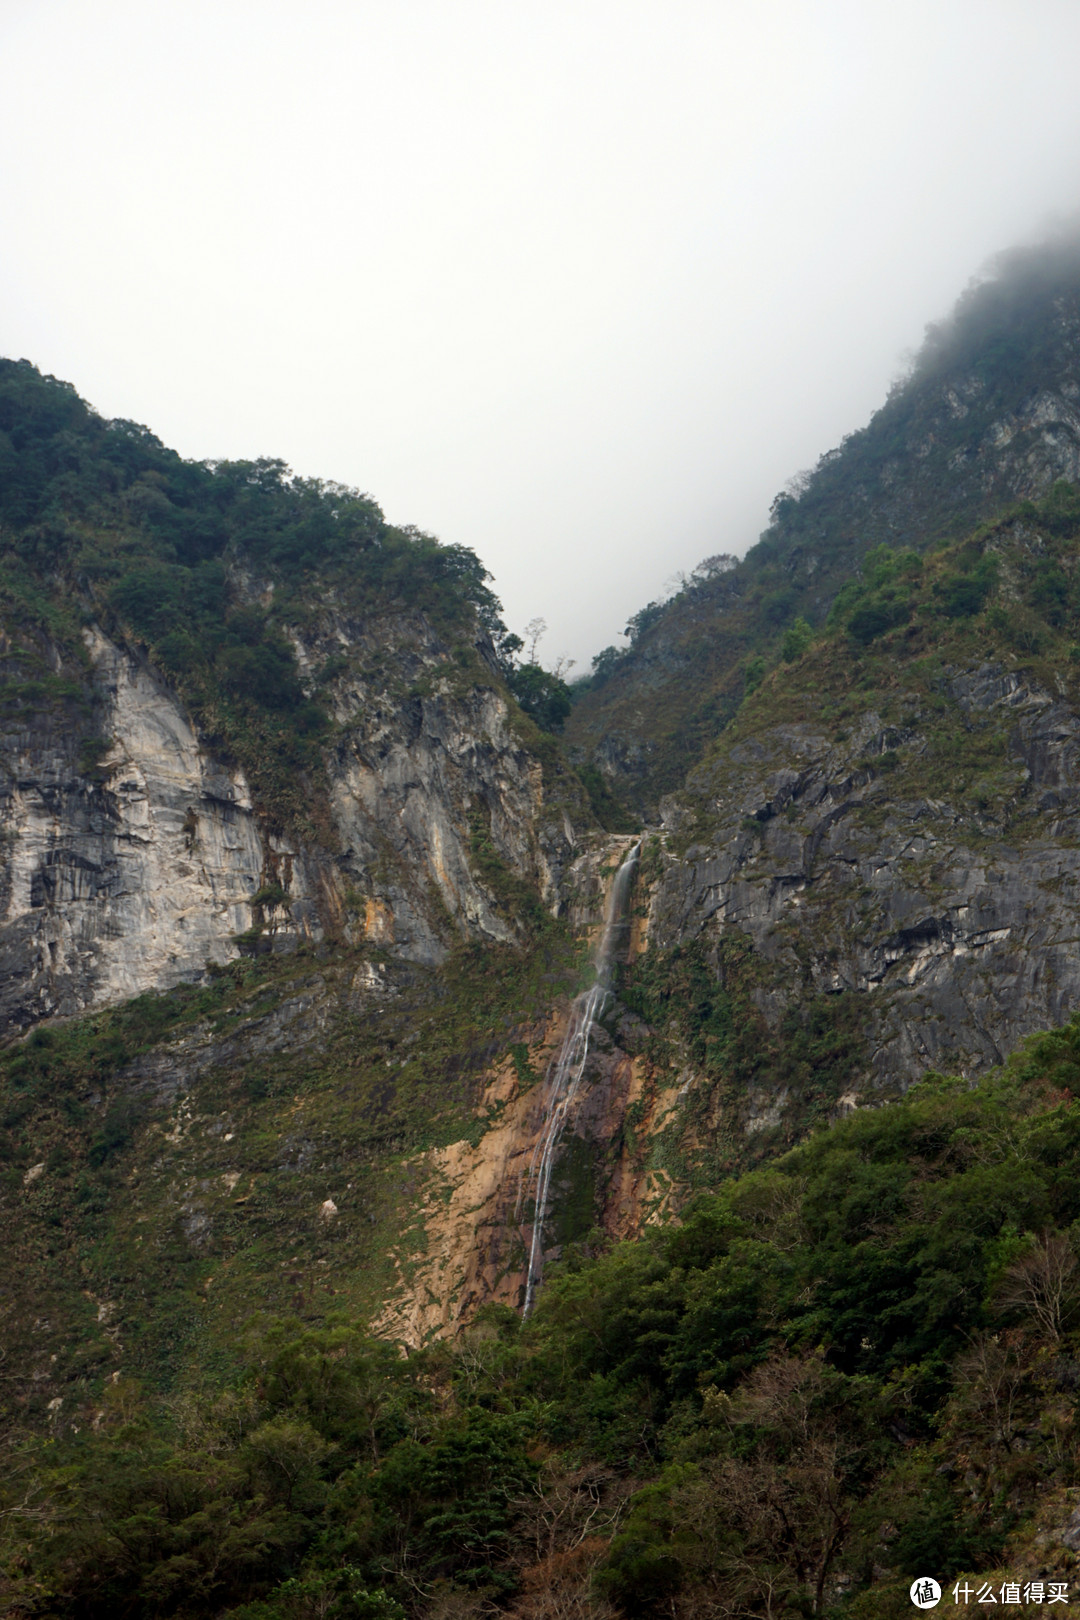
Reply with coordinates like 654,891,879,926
0,631,268,1034
294,603,584,957
0,611,582,1038
648,661,1080,1096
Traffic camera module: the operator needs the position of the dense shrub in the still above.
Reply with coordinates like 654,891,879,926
10,1018,1080,1615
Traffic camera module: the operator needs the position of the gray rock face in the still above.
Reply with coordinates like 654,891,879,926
649,662,1080,1092
0,630,266,1034
877,376,1080,529
297,605,580,959
0,611,579,1038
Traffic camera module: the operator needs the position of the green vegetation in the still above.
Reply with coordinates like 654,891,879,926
0,360,518,838
780,615,814,662
8,238,1080,1618
827,545,922,644
506,662,573,733
7,1014,1080,1615
620,938,867,1153
567,235,1080,807
651,478,1080,862
576,763,639,834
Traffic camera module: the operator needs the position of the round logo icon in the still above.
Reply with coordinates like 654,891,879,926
910,1578,941,1609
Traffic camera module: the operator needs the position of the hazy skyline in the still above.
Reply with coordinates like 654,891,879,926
3,1,1080,668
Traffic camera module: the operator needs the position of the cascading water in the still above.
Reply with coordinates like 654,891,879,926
520,841,641,1316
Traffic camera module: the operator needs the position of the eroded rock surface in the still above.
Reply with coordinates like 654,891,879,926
0,612,581,1037
0,631,268,1033
650,661,1080,1093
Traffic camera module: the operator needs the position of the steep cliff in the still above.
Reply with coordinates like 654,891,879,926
0,614,583,1037
0,362,642,1411
0,361,589,1038
590,484,1080,1166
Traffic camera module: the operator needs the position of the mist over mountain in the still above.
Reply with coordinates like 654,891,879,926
566,229,1080,809
8,234,1080,1617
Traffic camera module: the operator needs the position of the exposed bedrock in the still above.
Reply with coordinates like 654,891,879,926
649,662,1080,1091
0,614,579,1037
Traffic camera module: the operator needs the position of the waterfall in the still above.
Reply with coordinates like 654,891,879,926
521,841,641,1317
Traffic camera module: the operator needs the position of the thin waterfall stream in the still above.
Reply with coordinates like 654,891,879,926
520,841,641,1316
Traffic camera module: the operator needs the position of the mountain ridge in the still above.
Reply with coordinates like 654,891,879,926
566,232,1080,811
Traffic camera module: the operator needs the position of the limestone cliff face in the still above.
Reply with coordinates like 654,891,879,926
935,380,1080,500
301,605,574,961
0,609,578,1038
0,631,264,1035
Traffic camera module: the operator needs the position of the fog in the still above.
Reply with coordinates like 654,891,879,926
2,1,1080,669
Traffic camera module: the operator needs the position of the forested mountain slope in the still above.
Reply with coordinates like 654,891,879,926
567,234,1080,810
10,1024,1080,1619
0,361,652,1494
11,240,1080,1617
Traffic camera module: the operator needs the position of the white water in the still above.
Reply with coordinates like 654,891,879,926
520,841,641,1317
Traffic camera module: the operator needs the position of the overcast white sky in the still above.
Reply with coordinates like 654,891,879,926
2,1,1080,668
